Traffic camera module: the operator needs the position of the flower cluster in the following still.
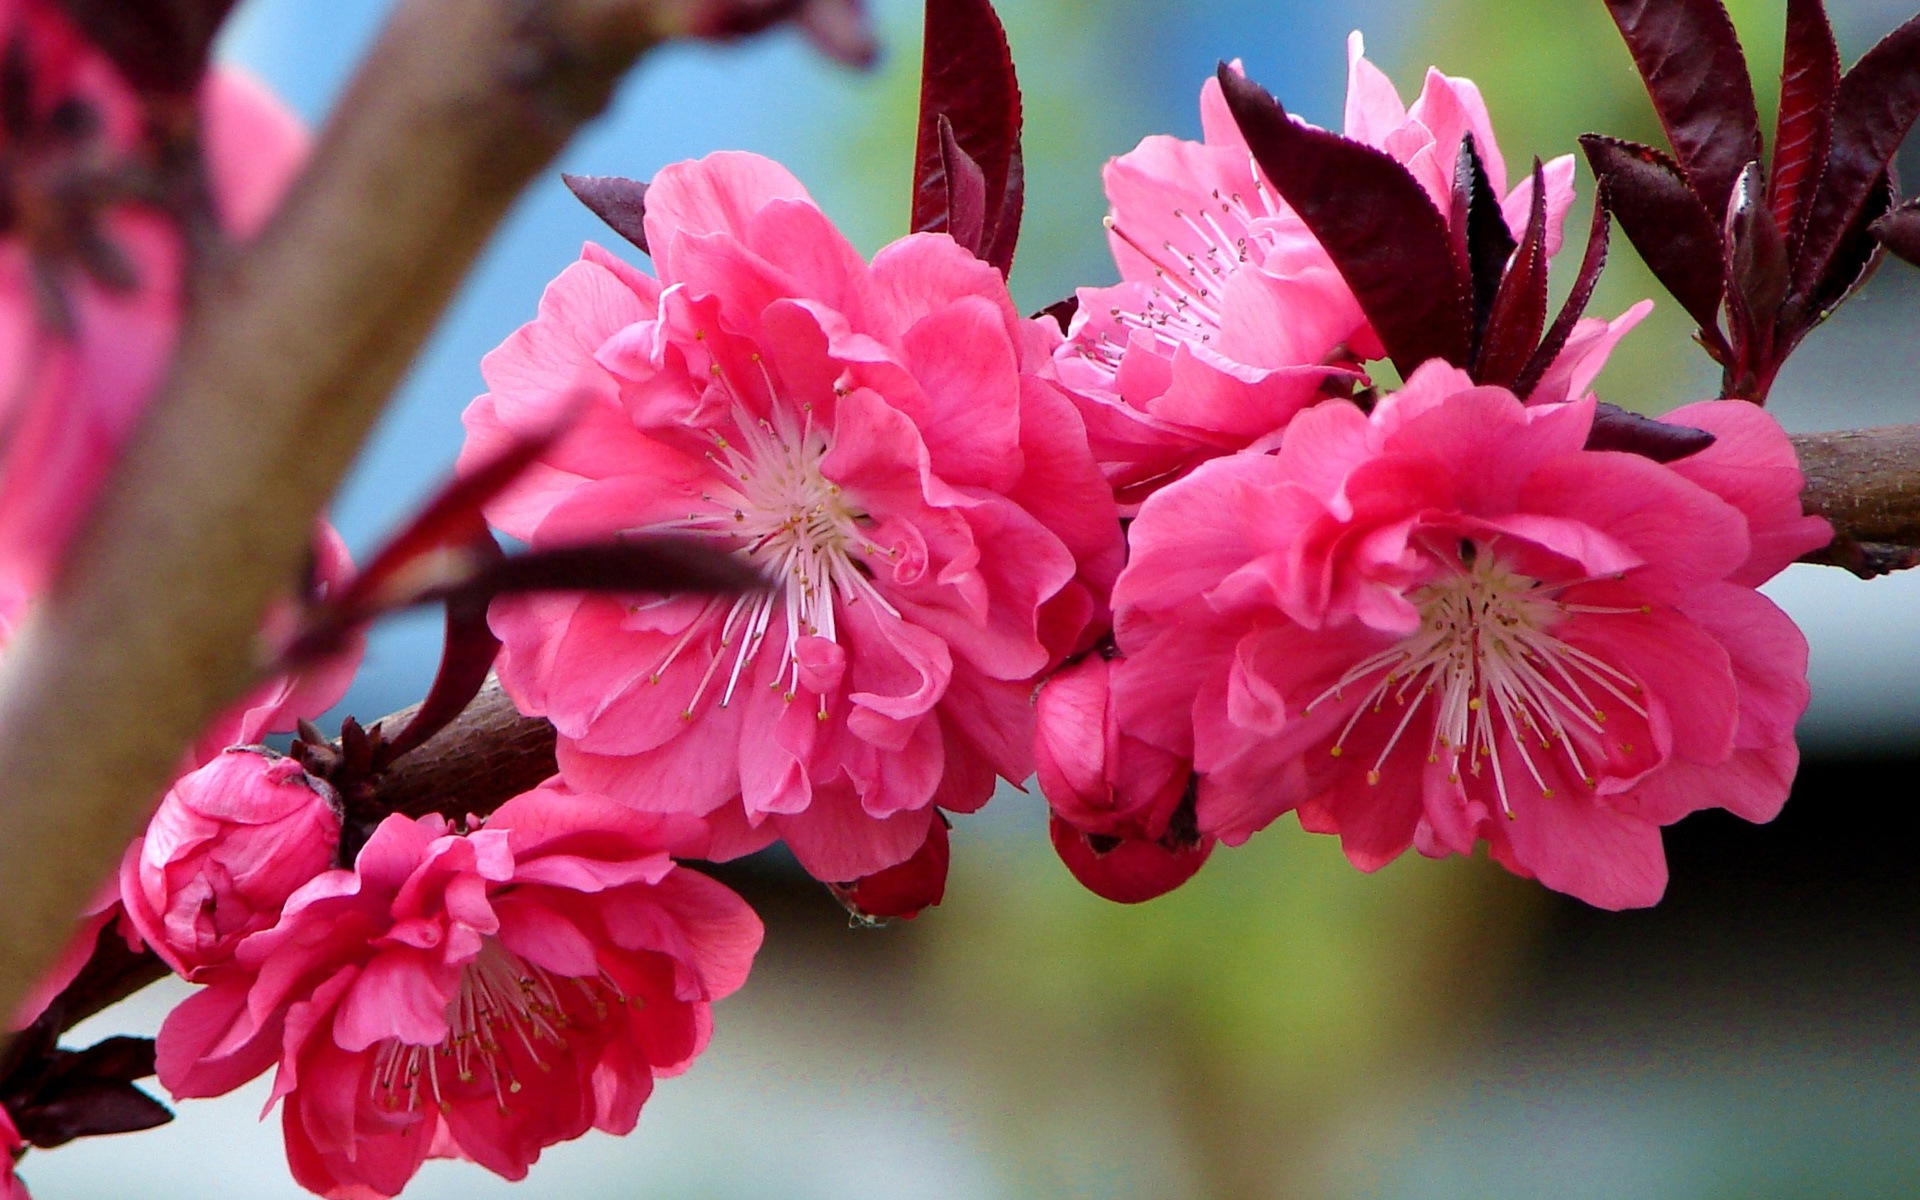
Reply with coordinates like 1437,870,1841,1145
457,33,1825,919
0,2,1851,1196
158,789,759,1199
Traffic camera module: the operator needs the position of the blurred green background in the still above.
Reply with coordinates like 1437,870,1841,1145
25,1,1920,1197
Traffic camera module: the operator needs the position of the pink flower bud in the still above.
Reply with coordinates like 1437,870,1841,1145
1035,656,1213,903
828,816,950,921
121,747,340,978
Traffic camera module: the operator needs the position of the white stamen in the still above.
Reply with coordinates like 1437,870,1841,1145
628,396,883,718
1306,541,1648,818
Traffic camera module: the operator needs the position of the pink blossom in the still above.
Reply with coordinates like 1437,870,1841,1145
826,816,949,921
1,1102,26,1200
0,32,309,589
121,747,342,979
157,786,761,1199
463,151,1122,881
1110,364,1829,909
1051,35,1597,509
1034,654,1212,902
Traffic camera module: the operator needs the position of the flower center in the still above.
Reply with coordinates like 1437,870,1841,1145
1304,540,1649,816
635,396,900,719
1082,167,1282,371
368,940,624,1116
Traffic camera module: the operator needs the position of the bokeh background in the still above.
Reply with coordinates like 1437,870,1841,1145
26,0,1920,1196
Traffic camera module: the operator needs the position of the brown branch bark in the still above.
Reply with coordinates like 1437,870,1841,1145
368,681,559,820
1791,425,1920,575
0,0,683,1022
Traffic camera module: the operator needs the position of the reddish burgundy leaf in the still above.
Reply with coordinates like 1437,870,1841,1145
334,416,573,623
1218,65,1470,375
1871,196,1920,267
1581,135,1729,348
1798,168,1894,329
1724,162,1790,358
828,815,950,921
1515,191,1612,399
980,142,1024,274
1770,0,1840,247
53,0,239,96
1034,294,1078,333
1585,402,1716,461
563,174,650,255
912,0,1023,276
68,1038,156,1084
1475,159,1551,388
935,115,988,256
1453,134,1518,360
373,540,506,769
17,1080,171,1147
1603,0,1763,222
434,538,763,607
1794,13,1920,308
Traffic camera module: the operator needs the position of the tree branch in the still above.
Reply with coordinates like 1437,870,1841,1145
0,0,680,1021
367,680,559,821
1792,425,1920,575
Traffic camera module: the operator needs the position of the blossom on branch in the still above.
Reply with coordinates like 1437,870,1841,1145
1051,35,1582,508
464,150,1121,883
156,787,760,1199
1034,654,1212,902
120,747,342,980
1110,365,1829,909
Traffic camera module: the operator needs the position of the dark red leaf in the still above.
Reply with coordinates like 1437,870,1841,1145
16,1080,171,1148
1800,168,1894,330
935,115,988,256
53,0,239,96
1724,162,1790,354
1581,135,1729,348
1475,159,1551,388
1793,13,1920,309
1034,294,1078,333
828,816,950,921
1453,134,1517,360
912,0,1023,276
335,413,575,621
1603,0,1763,222
69,1038,156,1084
980,142,1024,274
1770,0,1840,248
1218,65,1469,375
434,537,763,607
1870,196,1920,266
373,540,506,769
1515,191,1613,398
563,174,649,255
1585,402,1717,461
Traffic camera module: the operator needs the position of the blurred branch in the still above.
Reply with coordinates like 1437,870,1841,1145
0,0,687,1022
1793,425,1920,576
